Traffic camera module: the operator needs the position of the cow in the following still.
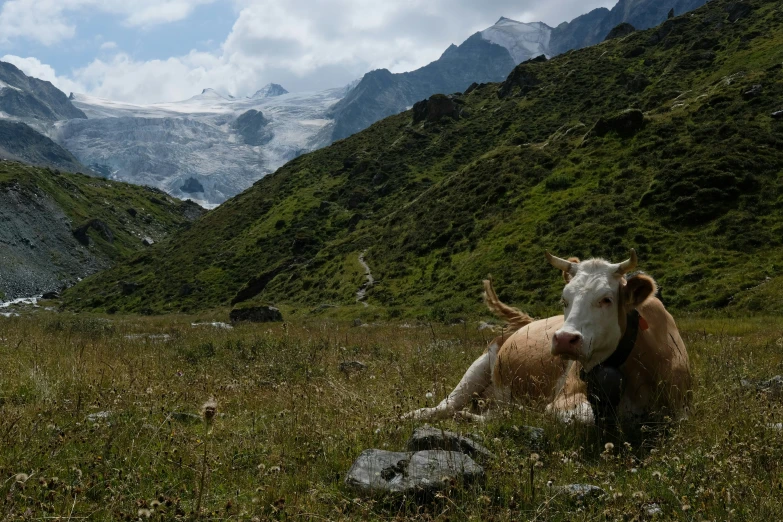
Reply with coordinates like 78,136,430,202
403,250,691,426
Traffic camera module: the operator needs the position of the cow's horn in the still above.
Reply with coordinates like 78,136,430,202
546,251,575,274
616,249,638,274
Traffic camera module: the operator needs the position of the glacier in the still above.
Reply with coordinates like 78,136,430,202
52,85,348,207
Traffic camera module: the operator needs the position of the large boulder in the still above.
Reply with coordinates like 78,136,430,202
345,449,484,496
229,303,283,323
412,94,461,124
497,56,546,99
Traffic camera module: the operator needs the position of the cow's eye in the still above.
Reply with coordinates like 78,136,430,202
599,297,613,306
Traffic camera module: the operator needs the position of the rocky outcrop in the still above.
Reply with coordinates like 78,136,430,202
229,303,283,323
586,109,646,138
412,94,461,124
605,22,637,41
232,109,274,146
497,57,546,99
180,177,205,194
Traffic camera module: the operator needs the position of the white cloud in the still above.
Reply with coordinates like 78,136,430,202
3,0,617,104
100,41,118,50
0,0,219,46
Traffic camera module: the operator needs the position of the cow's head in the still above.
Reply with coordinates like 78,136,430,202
546,249,657,371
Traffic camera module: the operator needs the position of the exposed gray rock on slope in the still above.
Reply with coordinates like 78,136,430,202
0,61,86,123
0,182,105,298
0,120,88,173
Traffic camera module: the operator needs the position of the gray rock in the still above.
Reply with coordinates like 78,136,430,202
229,304,283,323
742,84,762,99
725,2,752,23
352,318,364,327
553,483,606,502
772,110,783,120
345,449,484,496
646,502,663,516
742,375,783,397
142,237,155,246
407,426,494,461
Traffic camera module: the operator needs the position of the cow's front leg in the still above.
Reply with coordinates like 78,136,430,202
402,340,500,421
546,393,595,425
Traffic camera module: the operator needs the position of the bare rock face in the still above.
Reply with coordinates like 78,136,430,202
345,449,484,496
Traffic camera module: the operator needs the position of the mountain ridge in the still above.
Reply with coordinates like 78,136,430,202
62,0,783,317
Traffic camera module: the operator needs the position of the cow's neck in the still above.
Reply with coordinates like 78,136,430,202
580,309,641,423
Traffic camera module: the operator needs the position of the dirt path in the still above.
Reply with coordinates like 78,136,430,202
356,250,375,307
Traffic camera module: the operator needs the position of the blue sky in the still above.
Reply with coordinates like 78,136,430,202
0,0,615,104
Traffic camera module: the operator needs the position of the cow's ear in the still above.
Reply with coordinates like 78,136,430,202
623,274,657,308
562,257,580,283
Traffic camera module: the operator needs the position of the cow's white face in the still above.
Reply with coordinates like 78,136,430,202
546,250,655,372
552,260,625,371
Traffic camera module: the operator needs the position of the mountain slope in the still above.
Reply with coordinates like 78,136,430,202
0,160,204,300
0,120,88,173
0,61,86,124
64,0,783,316
329,32,517,141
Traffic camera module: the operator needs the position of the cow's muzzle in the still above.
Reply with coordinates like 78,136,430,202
552,330,583,359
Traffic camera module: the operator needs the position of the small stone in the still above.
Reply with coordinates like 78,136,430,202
407,425,494,461
86,411,111,423
742,84,762,99
646,502,663,516
142,237,155,246
553,483,606,502
352,318,364,327
772,110,783,120
345,449,484,496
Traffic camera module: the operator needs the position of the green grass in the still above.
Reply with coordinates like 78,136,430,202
63,0,783,318
0,312,781,520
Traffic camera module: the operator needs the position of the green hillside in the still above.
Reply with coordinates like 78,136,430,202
0,160,203,299
65,0,783,317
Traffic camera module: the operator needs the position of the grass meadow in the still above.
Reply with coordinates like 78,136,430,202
0,311,782,520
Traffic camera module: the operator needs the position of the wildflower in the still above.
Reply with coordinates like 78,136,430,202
425,392,433,399
138,508,153,518
14,473,29,484
652,471,662,480
604,442,615,452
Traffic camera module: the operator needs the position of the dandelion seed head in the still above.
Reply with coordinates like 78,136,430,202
201,397,218,423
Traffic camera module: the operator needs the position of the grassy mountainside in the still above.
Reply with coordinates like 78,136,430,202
66,0,783,317
0,160,204,299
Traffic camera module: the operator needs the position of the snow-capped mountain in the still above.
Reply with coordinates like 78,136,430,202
480,17,552,63
54,85,347,206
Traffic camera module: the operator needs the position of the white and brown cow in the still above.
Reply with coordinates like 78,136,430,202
404,250,691,425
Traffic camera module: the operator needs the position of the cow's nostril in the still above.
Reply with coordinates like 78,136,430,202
569,335,581,345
